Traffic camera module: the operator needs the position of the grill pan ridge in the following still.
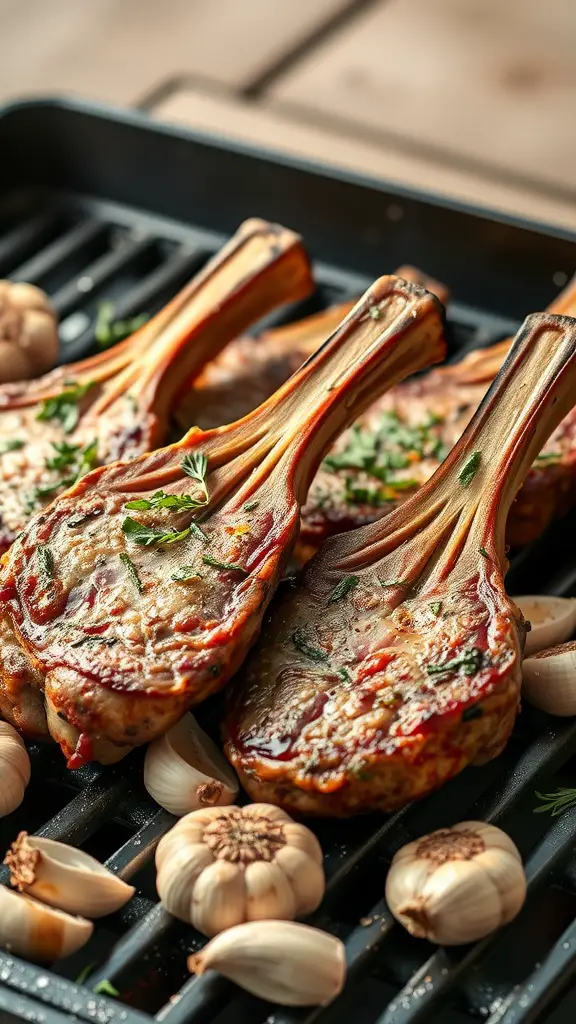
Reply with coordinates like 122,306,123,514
0,97,575,1024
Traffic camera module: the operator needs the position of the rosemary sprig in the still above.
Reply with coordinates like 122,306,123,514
458,451,481,487
427,647,484,678
202,555,246,573
122,517,192,546
328,575,359,604
534,788,576,816
36,381,95,434
171,566,203,582
119,552,144,593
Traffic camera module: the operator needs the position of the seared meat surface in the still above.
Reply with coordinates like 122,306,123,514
0,277,446,765
0,220,313,554
226,313,576,815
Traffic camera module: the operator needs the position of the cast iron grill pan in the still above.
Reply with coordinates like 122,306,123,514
0,99,575,1024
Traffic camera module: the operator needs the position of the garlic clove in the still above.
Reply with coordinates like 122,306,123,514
513,595,576,656
192,859,245,937
188,920,346,1007
156,841,214,922
4,833,135,918
0,885,93,960
244,860,297,921
522,640,576,716
0,722,31,817
385,821,526,946
274,845,325,916
144,714,238,816
281,822,324,866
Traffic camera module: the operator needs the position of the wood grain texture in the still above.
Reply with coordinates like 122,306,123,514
0,0,353,104
154,86,576,232
270,0,576,195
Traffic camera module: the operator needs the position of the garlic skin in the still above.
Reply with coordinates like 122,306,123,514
4,832,135,917
0,884,93,960
523,640,576,716
385,821,526,945
156,803,324,936
188,920,345,1007
0,280,58,382
513,595,576,656
0,722,31,817
144,714,238,816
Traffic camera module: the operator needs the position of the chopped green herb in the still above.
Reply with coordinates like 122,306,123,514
427,647,484,678
46,440,81,471
171,566,203,582
92,979,120,998
292,628,328,663
479,546,489,559
380,579,409,588
458,451,481,487
36,381,95,433
534,788,576,816
430,601,443,616
36,544,54,581
75,963,96,986
328,575,359,604
95,301,148,349
338,666,352,683
535,451,561,462
122,517,192,546
368,305,382,320
125,490,206,513
35,475,76,498
243,501,259,512
202,554,246,574
0,439,25,454
71,635,118,648
119,552,144,593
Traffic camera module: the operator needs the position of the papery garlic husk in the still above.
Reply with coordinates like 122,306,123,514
188,920,345,1006
514,595,576,656
144,714,238,816
0,722,31,817
385,820,526,945
522,640,576,715
4,832,135,917
155,803,324,936
0,884,93,960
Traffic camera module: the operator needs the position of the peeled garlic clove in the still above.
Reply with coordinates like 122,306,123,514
514,595,576,656
4,832,135,918
0,722,31,817
188,920,345,1007
144,714,238,816
0,884,92,960
522,639,576,715
385,821,526,946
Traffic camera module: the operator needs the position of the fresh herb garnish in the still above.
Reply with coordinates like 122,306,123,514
119,552,144,593
243,501,259,512
181,452,209,493
381,579,409,588
430,601,443,616
338,666,352,682
479,546,489,559
125,490,206,512
534,788,576,816
427,647,484,678
368,305,382,320
328,575,359,603
92,979,120,997
95,301,148,349
36,381,95,433
75,963,96,986
122,517,192,546
171,566,203,582
0,439,25,454
458,451,481,487
36,440,99,500
535,451,561,462
202,555,246,574
292,628,329,663
71,635,118,648
36,544,54,581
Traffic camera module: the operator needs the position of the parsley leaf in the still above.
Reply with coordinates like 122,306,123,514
36,381,95,434
181,452,208,491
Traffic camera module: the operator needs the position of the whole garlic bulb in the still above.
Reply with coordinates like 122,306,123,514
0,281,58,383
156,803,325,936
385,821,526,945
0,721,31,817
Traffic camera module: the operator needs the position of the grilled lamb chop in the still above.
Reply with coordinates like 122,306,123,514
0,277,446,765
225,312,576,816
175,265,449,432
0,219,312,555
302,277,576,552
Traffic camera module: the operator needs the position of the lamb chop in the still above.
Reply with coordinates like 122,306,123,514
0,219,312,555
0,276,447,765
225,311,576,816
175,264,449,432
301,276,576,553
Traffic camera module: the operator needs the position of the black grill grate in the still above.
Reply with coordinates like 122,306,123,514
0,101,576,1024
